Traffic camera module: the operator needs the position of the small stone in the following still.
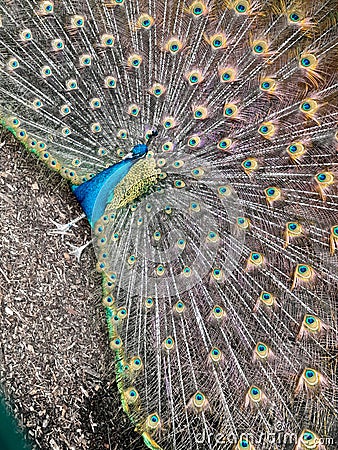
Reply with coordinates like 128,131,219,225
5,306,13,316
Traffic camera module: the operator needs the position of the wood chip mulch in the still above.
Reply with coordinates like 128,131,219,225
0,130,145,450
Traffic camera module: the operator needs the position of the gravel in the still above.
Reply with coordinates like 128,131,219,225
0,130,145,450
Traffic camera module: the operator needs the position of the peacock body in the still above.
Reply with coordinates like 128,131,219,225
0,0,337,449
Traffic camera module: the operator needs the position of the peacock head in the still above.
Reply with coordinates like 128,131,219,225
130,129,158,158
132,143,148,156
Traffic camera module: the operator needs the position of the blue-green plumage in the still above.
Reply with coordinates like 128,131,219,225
71,144,148,226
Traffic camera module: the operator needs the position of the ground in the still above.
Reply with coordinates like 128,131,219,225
0,130,145,450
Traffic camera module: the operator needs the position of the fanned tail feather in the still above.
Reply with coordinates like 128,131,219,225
0,1,337,449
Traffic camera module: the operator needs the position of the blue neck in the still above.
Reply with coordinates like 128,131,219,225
71,151,147,227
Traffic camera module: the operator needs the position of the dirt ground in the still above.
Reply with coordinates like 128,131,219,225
0,130,145,450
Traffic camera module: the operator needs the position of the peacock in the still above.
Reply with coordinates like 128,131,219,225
0,0,337,449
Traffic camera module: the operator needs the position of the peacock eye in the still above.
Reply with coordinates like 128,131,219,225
186,69,204,85
264,186,281,202
150,83,165,97
191,167,204,177
316,171,333,184
125,387,139,403
286,142,305,159
255,342,269,359
249,252,263,266
90,98,102,109
130,356,143,370
250,386,260,397
305,369,314,378
174,179,185,189
190,201,200,211
218,185,231,197
116,129,127,140
145,297,154,308
101,34,115,47
111,337,122,348
188,135,200,147
128,53,143,68
20,29,33,41
104,76,117,88
212,305,224,319
210,33,227,49
163,336,175,349
242,158,258,172
303,431,314,440
223,103,238,118
234,1,250,14
165,38,183,54
173,160,184,168
210,347,222,362
17,129,27,139
91,122,102,133
299,53,318,71
62,127,71,136
260,78,276,92
297,264,312,279
300,98,318,115
71,15,85,28
146,413,160,429
162,116,176,129
52,38,64,51
138,14,154,29
288,222,298,231
193,391,206,406
217,138,232,150
219,67,237,83
162,141,173,152
189,1,207,17
262,292,271,300
289,12,300,22
305,316,315,325
128,104,140,116
258,122,275,138
156,264,165,275
42,65,52,77
253,40,268,55
66,79,78,90
33,99,43,108
79,54,92,66
40,1,54,14
237,217,249,228
193,106,207,119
